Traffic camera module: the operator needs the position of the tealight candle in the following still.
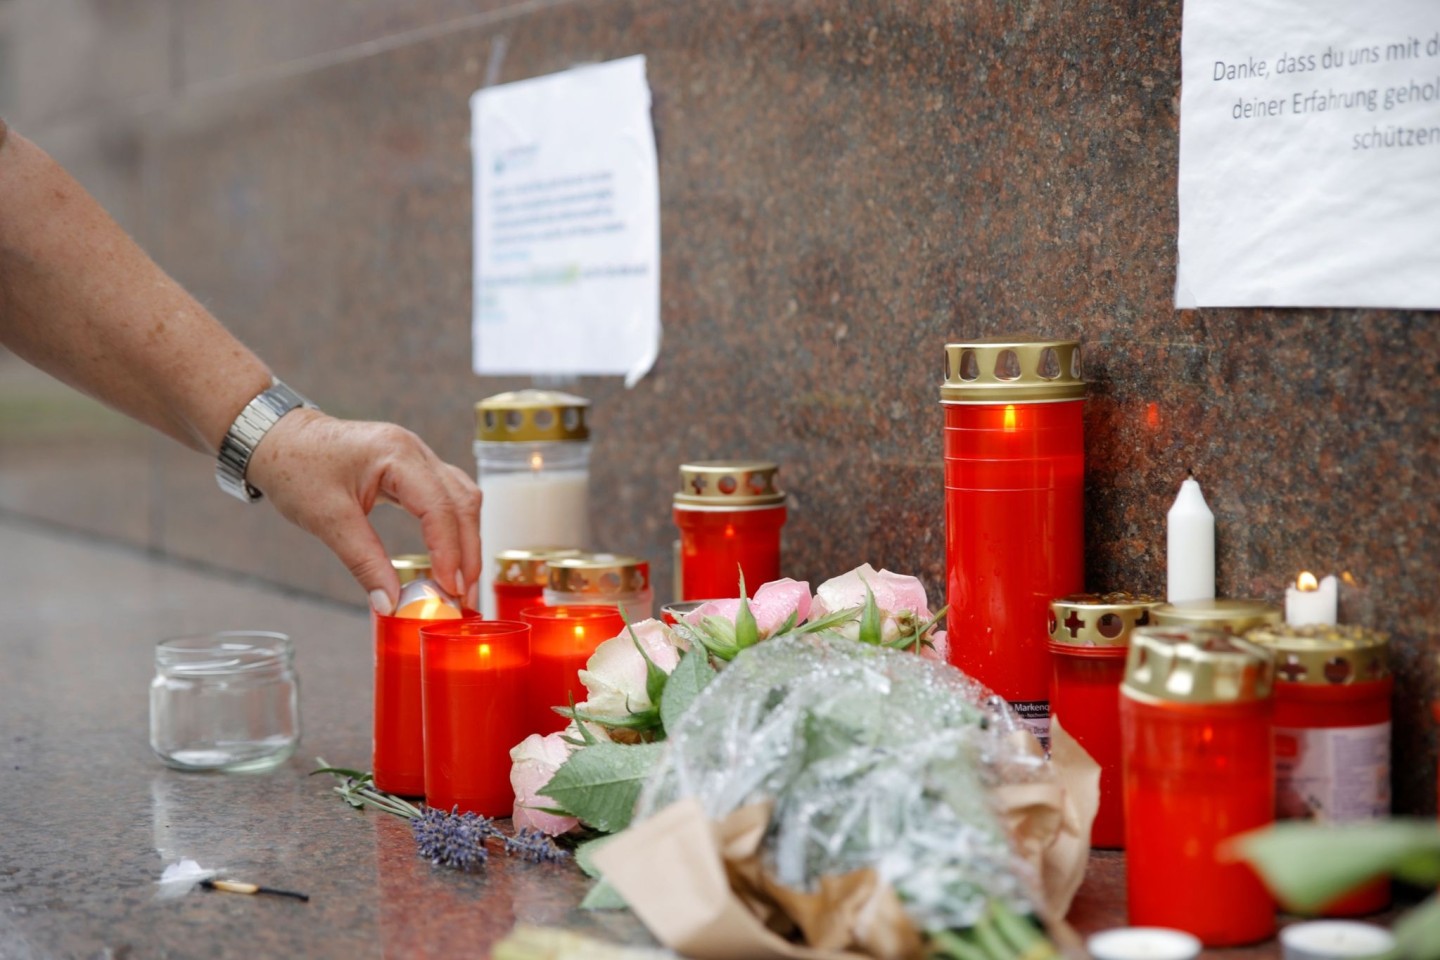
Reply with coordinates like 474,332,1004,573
522,605,626,734
1286,571,1339,627
1166,472,1215,603
420,620,531,816
1280,921,1396,960
394,578,462,620
1086,927,1202,960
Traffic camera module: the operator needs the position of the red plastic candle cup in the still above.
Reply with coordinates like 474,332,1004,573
521,604,625,735
492,548,581,622
673,461,786,602
373,607,482,796
1121,627,1278,947
1248,624,1393,916
941,339,1085,743
420,620,531,816
1047,592,1161,847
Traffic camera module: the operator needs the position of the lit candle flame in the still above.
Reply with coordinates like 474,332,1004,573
573,625,586,640
477,643,491,658
529,451,544,472
1296,571,1319,592
1003,404,1017,433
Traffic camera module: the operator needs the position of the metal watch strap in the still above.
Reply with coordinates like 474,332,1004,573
216,380,316,503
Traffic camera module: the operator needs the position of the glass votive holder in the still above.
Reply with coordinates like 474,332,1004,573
374,608,484,797
420,620,531,816
660,599,710,626
150,631,299,773
521,605,626,735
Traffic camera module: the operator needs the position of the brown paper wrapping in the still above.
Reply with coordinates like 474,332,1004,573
591,719,1101,960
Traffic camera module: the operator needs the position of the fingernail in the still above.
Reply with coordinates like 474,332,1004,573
454,571,466,598
369,589,394,616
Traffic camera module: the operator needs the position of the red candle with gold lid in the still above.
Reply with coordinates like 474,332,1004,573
492,547,582,622
673,461,786,602
1246,622,1393,916
1047,591,1161,848
1121,626,1277,946
941,338,1085,743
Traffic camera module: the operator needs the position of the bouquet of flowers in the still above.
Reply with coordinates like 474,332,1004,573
509,566,1094,960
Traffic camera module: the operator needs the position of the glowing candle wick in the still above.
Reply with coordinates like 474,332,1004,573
477,643,492,658
529,451,544,472
1003,404,1017,433
1297,570,1319,592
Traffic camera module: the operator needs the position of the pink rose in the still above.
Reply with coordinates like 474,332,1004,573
681,578,812,637
509,730,579,836
810,563,935,645
575,619,687,721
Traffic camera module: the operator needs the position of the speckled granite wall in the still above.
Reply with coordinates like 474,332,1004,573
2,0,1437,812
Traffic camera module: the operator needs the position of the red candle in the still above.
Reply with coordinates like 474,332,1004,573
493,548,581,622
521,605,626,734
1121,627,1277,947
373,608,483,797
1248,623,1393,917
1047,593,1160,848
420,620,531,816
941,340,1085,745
673,461,786,601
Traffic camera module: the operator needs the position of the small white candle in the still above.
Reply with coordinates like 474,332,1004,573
1167,473,1215,603
1087,927,1202,960
1285,572,1338,626
1280,920,1396,960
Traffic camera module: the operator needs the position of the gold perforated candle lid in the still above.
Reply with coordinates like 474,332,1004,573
1123,626,1276,704
674,460,786,509
939,337,1086,403
1048,592,1164,647
475,390,590,442
1245,623,1391,686
547,554,651,596
494,547,583,586
1152,598,1283,634
391,554,433,586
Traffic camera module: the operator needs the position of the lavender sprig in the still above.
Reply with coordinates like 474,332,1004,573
311,760,571,872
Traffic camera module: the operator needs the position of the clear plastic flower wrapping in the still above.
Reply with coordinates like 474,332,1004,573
635,633,1052,932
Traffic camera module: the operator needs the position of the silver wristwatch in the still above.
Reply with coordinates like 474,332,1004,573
216,379,317,503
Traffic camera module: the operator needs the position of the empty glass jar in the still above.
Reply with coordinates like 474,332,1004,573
150,631,300,773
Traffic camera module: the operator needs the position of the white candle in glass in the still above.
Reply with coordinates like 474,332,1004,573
479,464,590,618
1166,473,1215,603
1285,572,1339,626
1280,920,1395,960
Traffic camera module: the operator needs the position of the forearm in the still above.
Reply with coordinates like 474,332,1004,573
0,125,270,453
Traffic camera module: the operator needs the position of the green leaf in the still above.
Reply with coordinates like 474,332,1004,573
734,570,759,651
1395,894,1440,960
857,584,883,646
660,648,716,734
774,609,799,637
794,605,862,635
310,765,372,781
574,834,620,878
579,877,630,911
1232,819,1440,913
540,741,667,833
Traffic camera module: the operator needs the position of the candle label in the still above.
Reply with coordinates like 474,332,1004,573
1011,699,1050,752
1275,722,1390,821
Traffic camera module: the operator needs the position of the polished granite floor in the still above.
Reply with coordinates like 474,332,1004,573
0,516,1389,958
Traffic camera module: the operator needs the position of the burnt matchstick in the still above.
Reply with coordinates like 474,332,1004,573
200,878,310,902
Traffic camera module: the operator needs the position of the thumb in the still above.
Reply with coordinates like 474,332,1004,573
316,505,401,614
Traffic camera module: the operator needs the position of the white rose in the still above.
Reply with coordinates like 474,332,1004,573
575,619,687,721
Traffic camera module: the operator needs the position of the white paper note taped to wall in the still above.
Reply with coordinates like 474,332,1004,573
472,55,660,385
1177,0,1440,309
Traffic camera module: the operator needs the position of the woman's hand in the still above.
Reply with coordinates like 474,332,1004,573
246,409,482,614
